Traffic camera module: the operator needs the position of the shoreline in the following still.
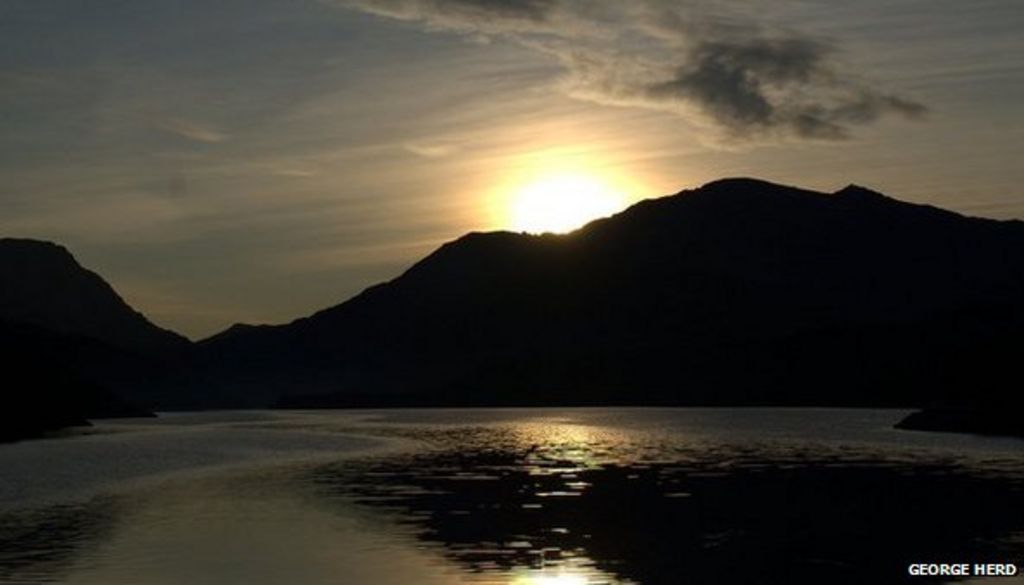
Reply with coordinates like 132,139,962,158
895,409,1023,439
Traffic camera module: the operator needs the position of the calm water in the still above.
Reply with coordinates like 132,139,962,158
0,408,1021,585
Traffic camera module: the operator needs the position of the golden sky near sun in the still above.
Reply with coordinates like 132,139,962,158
508,172,625,234
486,147,652,234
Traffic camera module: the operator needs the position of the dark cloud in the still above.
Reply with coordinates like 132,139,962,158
645,36,927,139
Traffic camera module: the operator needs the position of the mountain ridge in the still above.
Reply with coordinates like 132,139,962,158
189,178,1024,418
0,238,190,354
202,177,1022,338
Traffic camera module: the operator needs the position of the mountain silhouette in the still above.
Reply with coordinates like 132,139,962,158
0,239,188,354
191,178,1024,425
0,239,184,440
5,180,1020,437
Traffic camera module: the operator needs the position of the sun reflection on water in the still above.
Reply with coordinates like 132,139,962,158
309,411,1024,585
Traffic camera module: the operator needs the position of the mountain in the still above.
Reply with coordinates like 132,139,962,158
0,238,187,440
193,178,1024,419
0,239,189,354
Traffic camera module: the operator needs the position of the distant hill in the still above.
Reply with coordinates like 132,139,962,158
0,239,189,354
193,178,1024,418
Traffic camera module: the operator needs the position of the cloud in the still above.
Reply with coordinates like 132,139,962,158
153,117,228,143
643,37,928,140
345,0,927,141
349,0,558,33
404,142,458,158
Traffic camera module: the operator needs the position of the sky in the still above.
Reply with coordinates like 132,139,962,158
1,0,1022,338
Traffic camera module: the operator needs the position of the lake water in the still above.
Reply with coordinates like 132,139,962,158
0,408,1021,584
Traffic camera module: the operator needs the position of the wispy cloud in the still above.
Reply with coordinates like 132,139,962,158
350,0,561,33
404,141,459,158
152,117,228,143
346,0,927,141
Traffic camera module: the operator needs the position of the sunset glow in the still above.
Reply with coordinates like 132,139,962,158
1,1,1019,340
2,3,1023,584
511,571,590,585
508,172,627,234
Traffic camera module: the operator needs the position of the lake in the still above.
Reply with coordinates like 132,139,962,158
0,408,1021,584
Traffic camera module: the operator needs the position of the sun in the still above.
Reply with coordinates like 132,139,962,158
509,172,626,234
510,571,590,585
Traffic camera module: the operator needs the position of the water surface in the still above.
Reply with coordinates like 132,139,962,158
0,409,1021,584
